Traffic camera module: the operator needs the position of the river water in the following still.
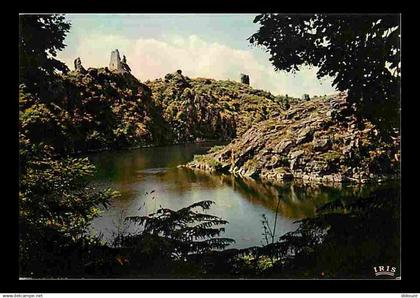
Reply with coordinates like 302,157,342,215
88,142,399,250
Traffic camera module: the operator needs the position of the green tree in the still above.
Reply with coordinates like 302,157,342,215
249,14,400,131
125,200,235,259
19,14,71,95
19,136,116,276
18,15,118,277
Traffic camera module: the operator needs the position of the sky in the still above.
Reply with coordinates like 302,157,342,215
56,14,337,97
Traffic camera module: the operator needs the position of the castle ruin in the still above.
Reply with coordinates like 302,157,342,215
109,49,123,71
109,49,132,73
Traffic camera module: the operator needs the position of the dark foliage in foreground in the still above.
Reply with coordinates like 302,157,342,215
18,14,400,279
125,200,234,255
18,132,118,277
98,200,234,278
18,14,117,278
49,184,398,279
19,15,71,96
191,183,400,278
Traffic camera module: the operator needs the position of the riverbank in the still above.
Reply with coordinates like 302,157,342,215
185,92,400,185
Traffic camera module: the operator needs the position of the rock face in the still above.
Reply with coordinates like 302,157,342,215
186,92,400,184
74,57,86,74
52,67,292,151
121,55,131,73
53,67,167,152
240,73,250,85
147,71,289,143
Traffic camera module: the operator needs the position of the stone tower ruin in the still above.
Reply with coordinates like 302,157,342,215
109,49,131,73
109,49,123,71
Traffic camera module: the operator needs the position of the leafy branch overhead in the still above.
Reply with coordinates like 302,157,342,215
249,14,400,130
19,15,71,95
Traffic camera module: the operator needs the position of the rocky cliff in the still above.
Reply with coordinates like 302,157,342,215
186,92,400,184
146,70,288,143
22,61,400,184
20,66,293,155
20,67,169,154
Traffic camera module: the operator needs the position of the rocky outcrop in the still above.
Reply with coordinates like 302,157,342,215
146,71,291,143
74,57,86,74
50,67,168,152
47,65,294,151
186,92,400,184
240,73,250,85
121,55,131,73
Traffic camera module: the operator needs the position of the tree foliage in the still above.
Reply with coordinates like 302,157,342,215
19,14,71,95
125,200,235,259
19,134,117,276
18,15,118,277
18,68,165,155
249,14,400,130
240,183,399,278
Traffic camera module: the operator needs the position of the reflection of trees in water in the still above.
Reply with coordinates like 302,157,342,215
278,183,399,278
200,182,400,279
89,158,400,278
90,142,221,184
155,168,223,194
92,145,392,221
85,178,399,279
162,168,392,220
224,176,322,219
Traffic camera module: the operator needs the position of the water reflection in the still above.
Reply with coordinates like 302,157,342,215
88,143,397,249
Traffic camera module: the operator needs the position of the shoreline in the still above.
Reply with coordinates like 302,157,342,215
76,139,230,157
182,160,400,187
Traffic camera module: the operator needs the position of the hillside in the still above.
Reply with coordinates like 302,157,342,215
20,67,169,155
20,67,292,155
20,66,400,185
20,65,401,185
146,70,289,142
185,92,400,184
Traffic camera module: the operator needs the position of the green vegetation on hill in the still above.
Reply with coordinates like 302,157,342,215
18,17,296,276
20,67,293,159
146,71,293,142
20,68,171,156
187,92,400,184
18,13,400,279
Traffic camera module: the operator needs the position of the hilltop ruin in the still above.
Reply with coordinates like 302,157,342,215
109,49,131,73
